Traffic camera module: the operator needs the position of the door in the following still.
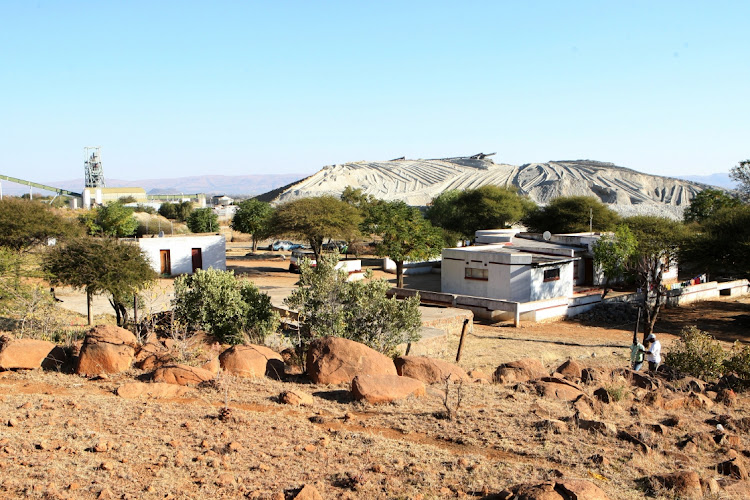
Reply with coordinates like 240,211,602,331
191,248,202,273
160,249,171,275
584,258,594,285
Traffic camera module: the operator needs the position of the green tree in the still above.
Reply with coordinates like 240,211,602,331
364,201,444,288
79,201,139,238
680,204,750,279
665,326,727,380
624,216,687,337
730,159,750,202
268,196,362,259
592,224,637,297
158,201,194,222
172,268,279,345
231,199,273,252
187,208,219,233
683,188,741,223
285,253,421,356
426,186,535,238
158,202,177,220
341,186,377,209
0,198,82,252
523,196,620,234
43,237,157,326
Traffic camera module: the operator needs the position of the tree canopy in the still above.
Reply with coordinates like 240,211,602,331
426,186,535,238
79,201,138,238
363,201,445,288
43,237,157,325
187,208,219,233
681,205,750,279
730,160,750,202
523,196,620,234
231,199,273,252
683,188,741,224
592,224,636,297
158,201,194,222
268,196,362,259
0,198,82,252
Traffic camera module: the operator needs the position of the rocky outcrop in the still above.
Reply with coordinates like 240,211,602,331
116,382,192,399
279,390,314,406
493,479,611,500
494,358,546,384
555,359,583,380
0,335,57,371
219,345,284,379
393,356,469,384
76,325,138,376
351,374,426,404
152,364,215,386
306,337,397,385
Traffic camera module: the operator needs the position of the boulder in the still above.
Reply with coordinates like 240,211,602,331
351,374,426,404
306,337,397,385
279,390,314,406
0,335,56,370
535,377,585,401
581,367,603,385
393,356,469,384
76,325,138,376
652,471,702,499
134,341,173,371
494,479,611,500
467,369,491,383
577,418,617,436
116,382,192,399
152,364,215,386
718,457,748,480
555,359,583,380
494,358,546,384
293,484,323,500
662,393,714,411
593,387,611,403
219,345,284,379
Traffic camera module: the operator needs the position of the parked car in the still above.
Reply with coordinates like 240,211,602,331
289,249,316,272
322,240,348,252
272,240,302,251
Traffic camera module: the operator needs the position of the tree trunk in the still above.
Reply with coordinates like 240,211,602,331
86,289,92,326
396,260,404,289
252,235,258,253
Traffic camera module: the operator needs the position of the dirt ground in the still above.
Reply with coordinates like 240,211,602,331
3,247,750,499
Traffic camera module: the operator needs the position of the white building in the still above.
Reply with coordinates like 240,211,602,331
138,234,226,276
442,245,577,303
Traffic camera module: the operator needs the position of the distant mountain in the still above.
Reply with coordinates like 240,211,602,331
676,173,736,190
1,174,307,197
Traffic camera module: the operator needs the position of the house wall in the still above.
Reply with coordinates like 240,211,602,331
442,247,535,302
138,235,226,276
529,261,575,301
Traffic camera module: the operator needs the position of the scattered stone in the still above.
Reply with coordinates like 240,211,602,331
589,454,610,466
219,344,284,379
555,359,583,380
279,390,314,406
467,370,491,383
76,325,138,376
152,364,215,386
0,335,56,371
293,484,323,500
717,388,737,406
306,337,397,385
393,356,470,384
652,471,702,499
494,358,546,384
662,392,714,411
578,419,616,436
116,382,192,399
718,457,748,480
661,416,681,427
494,479,611,500
215,473,234,486
617,430,651,454
534,377,585,401
581,367,603,385
535,419,567,434
7,418,18,427
593,387,611,403
351,374,426,404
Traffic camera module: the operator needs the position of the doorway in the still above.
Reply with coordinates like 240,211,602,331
160,250,171,275
191,248,202,273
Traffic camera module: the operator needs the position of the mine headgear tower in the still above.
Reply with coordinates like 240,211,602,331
84,146,106,188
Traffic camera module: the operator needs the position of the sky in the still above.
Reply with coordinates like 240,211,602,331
1,1,748,185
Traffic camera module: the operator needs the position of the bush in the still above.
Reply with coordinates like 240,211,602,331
724,342,750,387
285,252,421,356
664,326,726,380
173,268,279,345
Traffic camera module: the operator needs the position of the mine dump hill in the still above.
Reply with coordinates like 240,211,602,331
261,156,716,218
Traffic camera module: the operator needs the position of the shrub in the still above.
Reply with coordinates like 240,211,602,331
724,342,750,387
664,326,726,380
285,252,421,356
173,268,279,345
604,384,629,402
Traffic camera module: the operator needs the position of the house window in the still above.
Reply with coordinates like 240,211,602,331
543,268,560,282
465,268,488,280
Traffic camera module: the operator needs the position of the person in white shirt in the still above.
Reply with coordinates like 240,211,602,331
644,334,661,373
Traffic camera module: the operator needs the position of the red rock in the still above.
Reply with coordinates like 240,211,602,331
535,377,585,401
467,369,491,383
652,471,702,499
279,390,314,406
494,358,546,384
0,335,56,371
351,374,426,404
116,382,192,399
495,480,611,500
76,325,138,376
306,337,397,385
219,344,283,379
293,484,323,500
662,393,714,411
393,356,469,384
555,359,583,380
134,342,173,371
152,364,215,386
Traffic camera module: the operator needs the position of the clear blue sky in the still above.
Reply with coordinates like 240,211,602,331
1,1,748,183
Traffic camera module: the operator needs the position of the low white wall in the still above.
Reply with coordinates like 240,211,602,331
139,234,226,276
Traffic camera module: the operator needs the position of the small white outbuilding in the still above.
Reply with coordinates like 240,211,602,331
138,234,226,276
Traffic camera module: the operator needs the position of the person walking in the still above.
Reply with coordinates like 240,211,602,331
644,334,661,373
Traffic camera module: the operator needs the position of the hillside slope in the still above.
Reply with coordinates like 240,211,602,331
268,157,714,218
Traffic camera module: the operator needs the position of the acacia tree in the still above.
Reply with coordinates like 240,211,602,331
231,199,273,252
43,237,157,326
683,189,741,224
592,224,637,297
0,198,82,252
730,160,750,201
523,196,621,234
364,201,444,288
624,216,686,337
268,196,362,260
681,205,750,279
426,186,535,238
187,208,219,233
285,252,421,356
